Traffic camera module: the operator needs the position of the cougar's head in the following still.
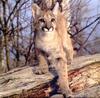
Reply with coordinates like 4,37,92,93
32,3,59,36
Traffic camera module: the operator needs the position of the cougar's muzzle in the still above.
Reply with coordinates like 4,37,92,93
42,22,54,32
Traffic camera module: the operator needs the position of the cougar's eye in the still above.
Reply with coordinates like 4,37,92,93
39,18,45,23
51,18,55,22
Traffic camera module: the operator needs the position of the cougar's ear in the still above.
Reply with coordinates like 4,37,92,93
52,2,59,16
32,4,41,18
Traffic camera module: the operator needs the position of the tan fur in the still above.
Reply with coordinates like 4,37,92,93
57,11,74,64
32,3,73,97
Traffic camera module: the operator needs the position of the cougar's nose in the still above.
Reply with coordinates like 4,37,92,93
42,23,54,32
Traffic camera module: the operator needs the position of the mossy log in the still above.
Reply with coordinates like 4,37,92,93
0,54,100,98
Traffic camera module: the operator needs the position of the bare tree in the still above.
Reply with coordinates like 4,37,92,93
0,0,31,71
68,0,100,56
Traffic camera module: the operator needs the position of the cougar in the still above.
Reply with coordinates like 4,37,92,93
32,2,74,97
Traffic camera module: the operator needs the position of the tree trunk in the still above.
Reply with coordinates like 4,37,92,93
2,1,10,71
16,9,20,67
0,35,3,70
4,33,10,71
0,54,100,98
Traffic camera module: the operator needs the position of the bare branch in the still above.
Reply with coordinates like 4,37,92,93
6,0,21,24
71,16,100,37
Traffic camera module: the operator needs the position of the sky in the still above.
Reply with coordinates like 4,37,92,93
90,0,100,37
82,0,100,39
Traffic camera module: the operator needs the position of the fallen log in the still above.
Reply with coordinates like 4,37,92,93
0,54,100,98
0,66,53,98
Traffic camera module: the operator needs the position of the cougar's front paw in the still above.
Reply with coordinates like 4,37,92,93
63,90,73,98
34,66,49,75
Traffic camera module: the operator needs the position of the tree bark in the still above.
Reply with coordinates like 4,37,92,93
2,1,10,71
0,35,3,71
0,54,100,98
